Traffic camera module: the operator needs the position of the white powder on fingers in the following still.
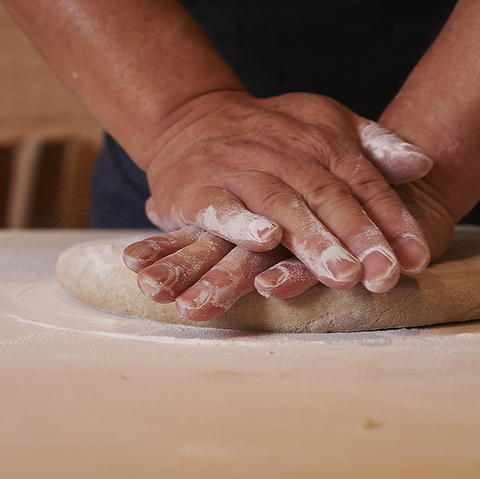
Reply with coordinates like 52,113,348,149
137,272,174,301
397,232,429,250
124,226,203,266
290,236,359,284
170,202,280,248
359,245,400,293
256,258,318,294
146,209,180,231
271,259,313,285
176,272,254,319
396,209,430,249
134,231,230,301
359,122,433,184
123,239,164,271
195,205,279,246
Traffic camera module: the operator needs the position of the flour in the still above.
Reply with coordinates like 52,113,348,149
359,121,433,184
195,204,280,246
254,257,319,298
261,257,316,286
3,226,480,479
290,232,359,284
82,244,117,277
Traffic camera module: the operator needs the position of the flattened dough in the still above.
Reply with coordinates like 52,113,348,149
56,226,480,333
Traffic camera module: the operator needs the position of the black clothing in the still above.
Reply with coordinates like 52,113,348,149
91,0,479,227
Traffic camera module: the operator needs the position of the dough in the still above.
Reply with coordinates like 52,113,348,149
56,226,480,333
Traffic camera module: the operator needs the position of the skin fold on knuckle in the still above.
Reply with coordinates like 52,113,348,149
304,180,353,217
348,172,395,204
256,188,300,216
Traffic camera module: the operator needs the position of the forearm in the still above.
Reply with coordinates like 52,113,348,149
1,0,244,166
380,0,480,223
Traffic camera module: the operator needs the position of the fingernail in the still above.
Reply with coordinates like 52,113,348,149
255,267,286,288
176,283,211,309
137,265,177,303
394,236,430,273
249,219,279,242
325,257,362,282
362,250,399,292
141,264,176,287
125,239,160,262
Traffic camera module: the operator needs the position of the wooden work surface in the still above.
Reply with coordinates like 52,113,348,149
1,230,479,479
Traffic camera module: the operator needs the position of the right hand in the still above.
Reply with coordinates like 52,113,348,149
125,99,437,320
141,90,432,293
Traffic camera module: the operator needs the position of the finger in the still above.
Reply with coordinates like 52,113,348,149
328,153,431,275
258,102,430,277
358,120,433,184
123,226,203,273
175,245,290,321
255,257,319,298
395,181,455,263
145,197,180,231
170,186,283,252
136,232,235,303
225,171,398,291
276,147,430,279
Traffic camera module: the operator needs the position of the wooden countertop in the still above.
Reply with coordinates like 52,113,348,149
1,230,479,479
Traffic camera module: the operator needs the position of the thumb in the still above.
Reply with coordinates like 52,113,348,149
358,120,433,184
145,197,181,232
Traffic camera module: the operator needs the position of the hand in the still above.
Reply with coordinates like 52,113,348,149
143,90,431,293
124,176,451,322
258,178,456,299
125,119,434,321
124,227,291,321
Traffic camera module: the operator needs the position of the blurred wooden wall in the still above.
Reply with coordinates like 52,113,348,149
0,4,103,228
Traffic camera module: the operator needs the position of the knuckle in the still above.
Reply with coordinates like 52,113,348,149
309,129,359,171
309,127,339,161
209,263,242,286
259,187,302,213
305,180,352,212
350,175,394,204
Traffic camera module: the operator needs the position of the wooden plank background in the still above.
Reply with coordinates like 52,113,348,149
0,4,103,228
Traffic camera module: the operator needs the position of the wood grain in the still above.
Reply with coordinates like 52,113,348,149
0,5,103,228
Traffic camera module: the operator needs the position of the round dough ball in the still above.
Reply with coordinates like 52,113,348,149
56,227,480,333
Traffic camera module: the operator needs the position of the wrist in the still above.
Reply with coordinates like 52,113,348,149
139,89,251,174
380,89,480,224
379,0,480,223
131,83,246,172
